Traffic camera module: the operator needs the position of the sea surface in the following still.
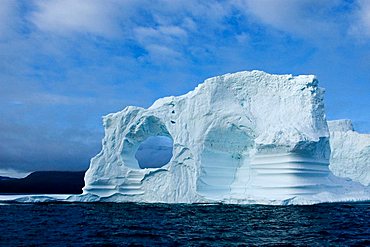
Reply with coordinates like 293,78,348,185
0,202,369,246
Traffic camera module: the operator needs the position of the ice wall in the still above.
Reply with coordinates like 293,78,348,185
83,70,368,203
329,120,370,186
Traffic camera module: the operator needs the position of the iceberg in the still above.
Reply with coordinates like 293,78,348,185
328,120,370,186
81,70,369,204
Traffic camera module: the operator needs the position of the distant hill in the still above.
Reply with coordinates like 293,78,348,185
0,176,17,181
0,171,85,194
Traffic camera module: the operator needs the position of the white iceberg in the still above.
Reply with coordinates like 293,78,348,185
80,70,369,204
328,120,370,186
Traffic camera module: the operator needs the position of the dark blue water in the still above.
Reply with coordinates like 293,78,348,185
0,203,369,246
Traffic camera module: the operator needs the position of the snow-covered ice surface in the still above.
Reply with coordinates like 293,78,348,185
328,120,370,186
0,194,71,203
3,71,368,205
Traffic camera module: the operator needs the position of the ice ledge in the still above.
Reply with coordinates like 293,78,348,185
328,119,354,132
1,189,369,205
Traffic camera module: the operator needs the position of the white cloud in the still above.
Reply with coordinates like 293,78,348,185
351,0,370,38
25,0,236,63
2,0,365,43
30,0,127,37
360,0,370,28
144,44,183,64
29,0,234,38
134,26,187,44
132,26,186,63
237,0,344,40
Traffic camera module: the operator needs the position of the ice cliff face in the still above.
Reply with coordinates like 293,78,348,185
83,70,369,204
328,120,370,186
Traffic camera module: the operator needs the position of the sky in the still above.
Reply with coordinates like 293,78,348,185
0,0,369,175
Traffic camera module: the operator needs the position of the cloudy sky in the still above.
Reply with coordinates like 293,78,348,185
0,0,369,174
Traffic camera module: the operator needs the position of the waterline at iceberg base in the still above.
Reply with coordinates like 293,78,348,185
80,70,369,205
2,70,368,205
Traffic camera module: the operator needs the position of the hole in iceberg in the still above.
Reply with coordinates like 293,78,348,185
134,136,173,169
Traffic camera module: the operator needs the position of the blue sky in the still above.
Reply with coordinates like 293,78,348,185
0,0,369,174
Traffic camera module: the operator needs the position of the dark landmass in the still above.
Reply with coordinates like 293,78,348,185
0,176,17,181
0,171,85,194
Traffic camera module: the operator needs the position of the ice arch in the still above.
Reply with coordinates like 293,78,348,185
120,116,173,169
135,136,173,169
197,124,254,199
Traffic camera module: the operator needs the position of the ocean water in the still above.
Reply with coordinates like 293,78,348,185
0,203,369,246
